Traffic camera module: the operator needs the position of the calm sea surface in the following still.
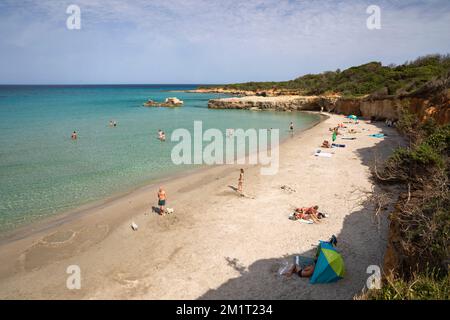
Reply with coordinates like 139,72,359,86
0,85,320,231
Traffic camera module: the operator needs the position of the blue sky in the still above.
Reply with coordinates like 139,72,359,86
0,0,449,84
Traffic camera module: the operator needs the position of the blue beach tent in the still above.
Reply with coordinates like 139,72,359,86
310,241,345,284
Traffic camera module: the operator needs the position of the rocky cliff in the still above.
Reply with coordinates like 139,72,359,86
208,95,338,111
332,91,450,124
208,87,450,124
188,87,311,97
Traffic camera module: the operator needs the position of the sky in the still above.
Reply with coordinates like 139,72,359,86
0,0,449,84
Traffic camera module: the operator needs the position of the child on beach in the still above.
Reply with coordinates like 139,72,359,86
322,140,331,148
157,187,166,215
238,168,244,194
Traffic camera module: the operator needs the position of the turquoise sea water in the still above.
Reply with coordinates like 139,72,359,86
0,85,320,232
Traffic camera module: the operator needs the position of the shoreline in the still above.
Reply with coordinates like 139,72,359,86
0,111,326,245
0,113,401,299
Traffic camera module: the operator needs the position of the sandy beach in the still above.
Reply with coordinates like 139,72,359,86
0,114,402,299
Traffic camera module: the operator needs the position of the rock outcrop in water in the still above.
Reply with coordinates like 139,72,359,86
208,95,338,111
143,97,184,107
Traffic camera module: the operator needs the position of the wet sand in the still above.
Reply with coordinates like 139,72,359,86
0,114,402,299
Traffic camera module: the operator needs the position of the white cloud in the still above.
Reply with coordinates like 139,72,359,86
0,0,449,83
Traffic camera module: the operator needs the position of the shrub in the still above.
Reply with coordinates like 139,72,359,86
371,110,449,300
410,143,444,168
217,54,450,97
365,271,450,300
425,124,450,155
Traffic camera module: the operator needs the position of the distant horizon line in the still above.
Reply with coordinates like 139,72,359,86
0,83,221,86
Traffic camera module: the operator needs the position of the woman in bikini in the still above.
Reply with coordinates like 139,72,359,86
237,168,244,194
294,205,321,223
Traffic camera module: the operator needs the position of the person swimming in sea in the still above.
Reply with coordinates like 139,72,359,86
226,128,234,138
71,131,77,140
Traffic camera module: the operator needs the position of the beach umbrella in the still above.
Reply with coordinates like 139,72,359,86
310,241,345,284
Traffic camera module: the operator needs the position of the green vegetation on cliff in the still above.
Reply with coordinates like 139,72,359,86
205,54,450,97
366,112,450,300
366,271,449,300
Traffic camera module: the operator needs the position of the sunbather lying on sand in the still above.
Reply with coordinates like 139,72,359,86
284,235,337,278
294,205,322,223
321,140,331,148
286,264,315,278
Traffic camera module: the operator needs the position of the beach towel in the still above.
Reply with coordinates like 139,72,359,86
331,143,346,148
289,213,312,223
315,152,332,158
369,133,385,138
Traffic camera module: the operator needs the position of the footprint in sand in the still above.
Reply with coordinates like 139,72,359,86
20,225,109,272
40,230,76,246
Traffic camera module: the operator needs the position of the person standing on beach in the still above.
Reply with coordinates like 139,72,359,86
238,168,244,194
71,131,77,140
332,128,337,142
157,187,166,215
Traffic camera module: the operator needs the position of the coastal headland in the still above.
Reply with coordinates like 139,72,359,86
206,91,450,125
